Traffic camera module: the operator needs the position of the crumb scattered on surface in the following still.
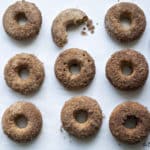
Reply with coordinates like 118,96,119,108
81,18,95,36
91,30,94,34
86,19,95,34
81,31,87,36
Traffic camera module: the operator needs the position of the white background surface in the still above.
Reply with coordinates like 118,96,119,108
0,0,150,150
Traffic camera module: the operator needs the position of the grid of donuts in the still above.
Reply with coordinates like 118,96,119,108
1,0,150,146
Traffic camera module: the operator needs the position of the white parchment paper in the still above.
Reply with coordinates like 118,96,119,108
0,0,150,150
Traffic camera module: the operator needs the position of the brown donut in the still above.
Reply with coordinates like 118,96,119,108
106,49,148,90
51,9,88,47
4,53,45,95
2,102,42,143
3,0,42,40
109,101,150,144
61,96,103,138
55,48,95,90
105,2,146,42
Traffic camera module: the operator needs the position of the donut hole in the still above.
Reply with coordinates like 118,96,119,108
15,115,28,128
19,67,29,79
15,12,27,26
121,61,133,76
69,60,81,74
74,110,88,123
123,116,139,129
120,13,131,29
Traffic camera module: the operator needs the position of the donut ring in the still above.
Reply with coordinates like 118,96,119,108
105,2,146,42
51,9,88,47
109,101,150,144
106,49,148,90
61,96,103,138
55,48,95,90
4,53,45,95
2,102,42,143
3,0,42,40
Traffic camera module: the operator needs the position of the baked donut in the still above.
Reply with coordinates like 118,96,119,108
2,102,42,143
109,101,150,144
105,2,146,42
106,49,148,90
3,0,42,40
51,9,88,47
55,48,95,90
61,96,103,138
4,53,45,95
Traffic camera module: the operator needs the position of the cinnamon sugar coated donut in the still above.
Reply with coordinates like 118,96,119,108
52,9,88,47
61,96,103,138
4,53,45,95
109,102,150,144
55,48,95,90
106,49,148,90
3,0,42,40
2,102,42,143
105,2,146,42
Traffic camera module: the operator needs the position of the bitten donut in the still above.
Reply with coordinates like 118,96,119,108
105,2,146,42
52,9,88,47
106,49,148,90
55,48,95,90
3,0,42,40
4,53,45,95
2,102,42,143
61,96,103,138
109,102,150,144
